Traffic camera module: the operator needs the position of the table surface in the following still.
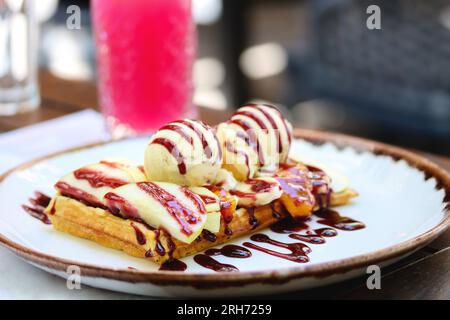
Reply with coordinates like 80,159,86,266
1,70,449,300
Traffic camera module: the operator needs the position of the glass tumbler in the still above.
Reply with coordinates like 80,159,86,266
0,0,40,116
91,0,197,138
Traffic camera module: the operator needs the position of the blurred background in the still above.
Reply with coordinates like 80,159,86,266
24,0,450,155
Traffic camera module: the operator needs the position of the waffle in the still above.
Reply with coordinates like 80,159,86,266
46,188,357,264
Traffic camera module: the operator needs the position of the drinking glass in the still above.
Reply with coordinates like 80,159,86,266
91,0,197,138
0,0,40,116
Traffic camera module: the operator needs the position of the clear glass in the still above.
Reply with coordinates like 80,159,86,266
91,0,197,138
0,0,39,116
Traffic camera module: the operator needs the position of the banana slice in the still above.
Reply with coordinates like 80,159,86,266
289,154,349,193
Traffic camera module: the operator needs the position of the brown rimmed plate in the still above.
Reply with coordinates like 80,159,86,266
0,129,448,297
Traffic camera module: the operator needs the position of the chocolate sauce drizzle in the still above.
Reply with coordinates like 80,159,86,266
151,137,187,175
137,182,204,236
172,120,213,159
247,207,259,229
21,191,52,225
270,218,309,234
202,229,218,242
244,234,311,263
289,228,337,244
204,244,252,258
73,168,128,188
55,182,107,209
315,208,365,231
159,259,187,271
194,254,239,272
130,222,146,245
24,149,365,273
153,120,220,174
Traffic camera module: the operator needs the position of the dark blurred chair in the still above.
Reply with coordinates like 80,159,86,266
295,0,450,137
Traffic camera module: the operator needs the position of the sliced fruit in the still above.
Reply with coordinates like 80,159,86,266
213,168,238,190
229,177,282,207
275,162,316,219
205,186,238,224
189,186,222,233
55,160,146,207
189,187,221,213
104,182,207,244
329,188,358,207
289,155,349,192
204,212,221,233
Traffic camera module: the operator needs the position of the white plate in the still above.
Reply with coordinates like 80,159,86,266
0,130,449,297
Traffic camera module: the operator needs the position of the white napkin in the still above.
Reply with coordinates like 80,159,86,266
0,109,111,174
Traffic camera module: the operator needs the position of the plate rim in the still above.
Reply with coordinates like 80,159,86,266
0,129,449,289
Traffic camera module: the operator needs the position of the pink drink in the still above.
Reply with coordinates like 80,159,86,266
91,0,197,137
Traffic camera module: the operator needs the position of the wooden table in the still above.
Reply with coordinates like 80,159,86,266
1,71,449,300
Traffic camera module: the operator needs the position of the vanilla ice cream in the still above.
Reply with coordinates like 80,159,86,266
216,104,293,180
144,119,222,186
216,122,259,181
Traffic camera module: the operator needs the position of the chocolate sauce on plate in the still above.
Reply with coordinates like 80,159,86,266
315,208,365,231
193,254,239,272
243,234,311,263
159,259,187,271
205,245,252,258
314,227,338,237
270,218,309,234
21,191,52,224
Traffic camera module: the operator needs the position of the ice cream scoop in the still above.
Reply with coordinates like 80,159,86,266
216,122,259,181
216,104,293,180
144,119,222,186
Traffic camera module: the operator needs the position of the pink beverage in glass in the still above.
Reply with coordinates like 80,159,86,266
91,0,197,137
